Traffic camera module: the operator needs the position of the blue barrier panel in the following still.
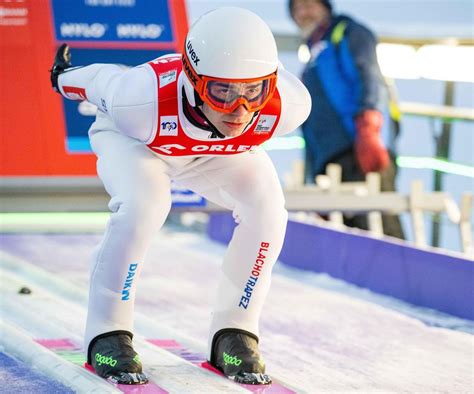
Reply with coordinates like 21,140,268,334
51,0,173,43
207,213,474,321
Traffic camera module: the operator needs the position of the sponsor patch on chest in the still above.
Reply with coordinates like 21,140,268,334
159,116,178,136
159,69,177,87
254,115,277,133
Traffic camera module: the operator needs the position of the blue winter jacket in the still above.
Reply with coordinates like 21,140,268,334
301,14,394,177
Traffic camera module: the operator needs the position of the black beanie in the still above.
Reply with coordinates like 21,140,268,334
288,0,333,19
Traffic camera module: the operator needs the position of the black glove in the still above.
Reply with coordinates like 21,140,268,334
50,43,72,92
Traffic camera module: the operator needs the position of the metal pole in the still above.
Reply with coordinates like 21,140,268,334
432,80,455,247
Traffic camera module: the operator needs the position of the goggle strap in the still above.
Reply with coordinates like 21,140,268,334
182,52,202,91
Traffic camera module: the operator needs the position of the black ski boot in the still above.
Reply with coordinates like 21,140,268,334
210,329,272,385
87,331,148,385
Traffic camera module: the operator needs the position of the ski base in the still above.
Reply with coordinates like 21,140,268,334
36,339,167,393
202,362,272,385
148,339,296,393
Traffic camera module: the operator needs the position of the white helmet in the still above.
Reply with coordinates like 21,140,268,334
182,7,279,112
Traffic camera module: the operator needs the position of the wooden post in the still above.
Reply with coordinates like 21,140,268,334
410,180,427,247
460,193,473,257
326,164,344,227
366,172,384,237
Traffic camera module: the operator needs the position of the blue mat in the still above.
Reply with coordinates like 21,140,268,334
0,352,73,393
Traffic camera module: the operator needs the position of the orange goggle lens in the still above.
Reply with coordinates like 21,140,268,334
201,75,277,113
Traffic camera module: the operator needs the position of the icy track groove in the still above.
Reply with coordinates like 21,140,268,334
0,229,473,392
0,265,258,393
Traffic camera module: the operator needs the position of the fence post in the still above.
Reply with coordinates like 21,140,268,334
366,172,384,237
410,180,427,247
326,164,344,227
460,193,473,257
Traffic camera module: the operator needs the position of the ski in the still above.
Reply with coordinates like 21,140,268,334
36,338,168,393
148,339,296,393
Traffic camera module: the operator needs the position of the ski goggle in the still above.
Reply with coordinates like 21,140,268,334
182,52,277,113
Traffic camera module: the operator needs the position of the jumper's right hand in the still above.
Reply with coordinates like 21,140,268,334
50,43,72,92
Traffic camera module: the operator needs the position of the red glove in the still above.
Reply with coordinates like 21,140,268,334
354,110,389,174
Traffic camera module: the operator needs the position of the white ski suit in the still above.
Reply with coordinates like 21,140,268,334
57,54,311,357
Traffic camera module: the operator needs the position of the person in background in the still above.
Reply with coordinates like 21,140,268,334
289,0,404,239
50,7,311,386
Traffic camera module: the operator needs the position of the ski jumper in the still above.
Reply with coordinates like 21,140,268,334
57,54,311,358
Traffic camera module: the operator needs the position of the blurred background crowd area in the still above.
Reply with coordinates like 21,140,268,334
0,0,472,255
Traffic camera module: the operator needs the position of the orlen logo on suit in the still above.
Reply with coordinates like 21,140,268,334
151,144,258,155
